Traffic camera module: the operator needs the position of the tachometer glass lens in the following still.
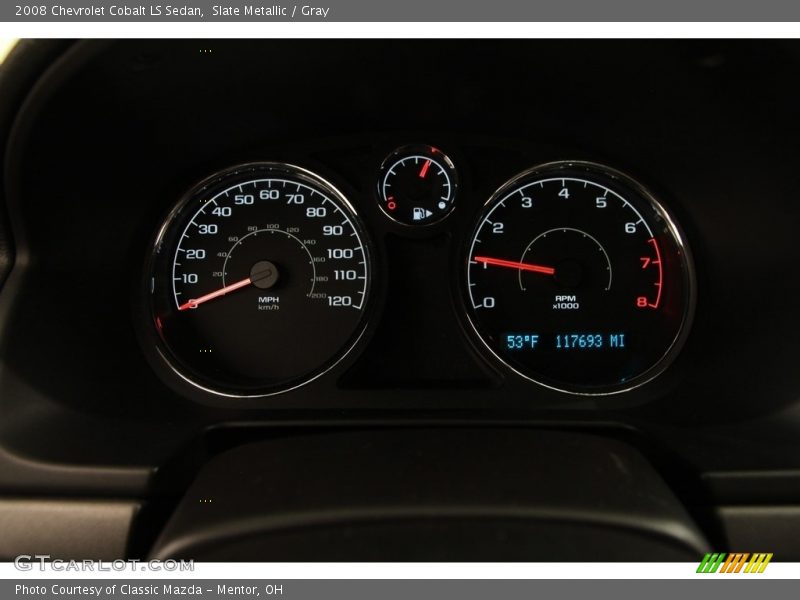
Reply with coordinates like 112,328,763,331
149,163,371,395
465,162,693,394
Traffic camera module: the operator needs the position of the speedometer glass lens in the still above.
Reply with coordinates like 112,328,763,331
149,163,371,396
464,162,694,394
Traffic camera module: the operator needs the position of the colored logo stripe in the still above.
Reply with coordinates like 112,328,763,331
720,553,749,573
745,553,773,573
697,553,773,573
697,553,726,573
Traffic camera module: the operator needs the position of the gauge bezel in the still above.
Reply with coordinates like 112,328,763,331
143,161,375,400
376,143,459,227
461,160,696,396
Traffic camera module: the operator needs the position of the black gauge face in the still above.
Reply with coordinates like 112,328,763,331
464,162,694,394
377,144,458,225
148,163,371,396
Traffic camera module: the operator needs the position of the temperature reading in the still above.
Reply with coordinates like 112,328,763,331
506,334,540,350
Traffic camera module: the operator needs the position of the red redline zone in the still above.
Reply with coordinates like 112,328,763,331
646,237,663,309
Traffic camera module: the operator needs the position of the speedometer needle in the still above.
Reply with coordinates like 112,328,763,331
474,256,556,275
178,277,253,311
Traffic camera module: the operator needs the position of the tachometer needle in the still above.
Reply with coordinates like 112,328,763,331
474,256,556,275
178,277,253,311
419,159,432,179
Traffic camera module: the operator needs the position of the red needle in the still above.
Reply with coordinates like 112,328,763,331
419,159,431,179
178,277,253,311
474,256,556,275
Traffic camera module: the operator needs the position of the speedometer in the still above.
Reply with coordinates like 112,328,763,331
147,163,372,397
464,161,694,395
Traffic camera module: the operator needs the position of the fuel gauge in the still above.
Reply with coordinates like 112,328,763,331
377,144,458,226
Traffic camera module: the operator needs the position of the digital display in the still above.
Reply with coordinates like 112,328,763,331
556,333,626,349
505,333,627,351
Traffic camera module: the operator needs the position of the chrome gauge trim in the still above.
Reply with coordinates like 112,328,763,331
145,161,374,400
462,160,696,396
376,143,459,226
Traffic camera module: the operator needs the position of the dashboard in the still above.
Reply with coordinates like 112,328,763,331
1,39,800,560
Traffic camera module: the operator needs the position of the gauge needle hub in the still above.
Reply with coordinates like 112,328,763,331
474,256,556,275
178,277,253,311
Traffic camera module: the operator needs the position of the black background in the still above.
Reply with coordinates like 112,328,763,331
1,40,800,536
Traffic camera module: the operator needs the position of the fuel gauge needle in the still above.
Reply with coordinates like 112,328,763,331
419,159,432,178
474,256,556,275
178,277,253,311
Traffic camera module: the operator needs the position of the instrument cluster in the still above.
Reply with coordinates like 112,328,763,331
142,144,696,405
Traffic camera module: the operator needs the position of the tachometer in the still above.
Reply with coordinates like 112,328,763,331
464,161,694,395
147,163,372,397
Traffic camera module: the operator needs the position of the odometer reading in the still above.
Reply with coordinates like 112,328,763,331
505,333,627,351
149,163,371,396
465,162,693,394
